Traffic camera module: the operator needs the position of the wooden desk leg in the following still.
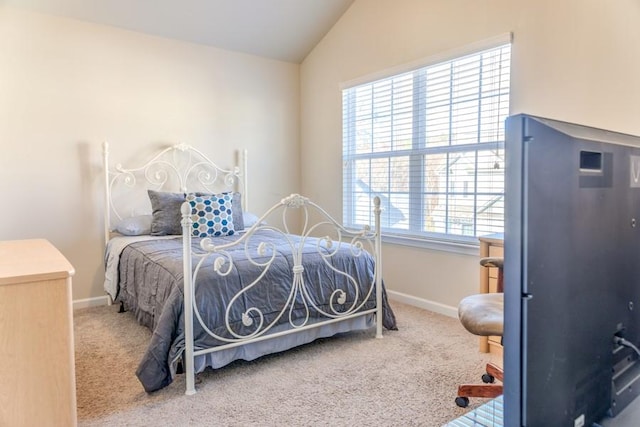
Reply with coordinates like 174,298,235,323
479,239,490,353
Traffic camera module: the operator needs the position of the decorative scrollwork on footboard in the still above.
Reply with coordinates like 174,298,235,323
181,193,382,395
183,194,380,343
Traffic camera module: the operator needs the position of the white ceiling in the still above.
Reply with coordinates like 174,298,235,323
4,0,354,63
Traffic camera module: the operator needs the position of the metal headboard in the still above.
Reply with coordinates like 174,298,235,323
102,142,247,243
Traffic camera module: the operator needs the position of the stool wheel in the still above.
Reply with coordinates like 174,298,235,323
455,396,469,408
481,373,495,384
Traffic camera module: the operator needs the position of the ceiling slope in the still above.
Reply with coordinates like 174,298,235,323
3,0,354,63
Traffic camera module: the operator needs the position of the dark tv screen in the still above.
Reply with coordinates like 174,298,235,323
504,114,640,426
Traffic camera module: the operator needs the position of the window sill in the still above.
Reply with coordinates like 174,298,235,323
380,233,480,256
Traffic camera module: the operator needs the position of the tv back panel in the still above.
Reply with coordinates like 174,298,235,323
504,114,640,426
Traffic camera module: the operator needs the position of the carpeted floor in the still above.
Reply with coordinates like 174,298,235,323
74,301,500,426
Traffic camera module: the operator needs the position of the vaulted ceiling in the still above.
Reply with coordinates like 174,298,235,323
3,0,354,63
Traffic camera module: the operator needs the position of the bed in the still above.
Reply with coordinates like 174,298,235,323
103,142,397,394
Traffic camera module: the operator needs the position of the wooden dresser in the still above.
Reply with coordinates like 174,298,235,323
0,239,77,427
478,233,504,356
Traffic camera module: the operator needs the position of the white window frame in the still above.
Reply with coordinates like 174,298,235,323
341,34,512,255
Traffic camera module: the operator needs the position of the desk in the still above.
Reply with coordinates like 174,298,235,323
478,233,503,356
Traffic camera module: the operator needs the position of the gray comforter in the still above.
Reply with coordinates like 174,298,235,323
114,230,397,392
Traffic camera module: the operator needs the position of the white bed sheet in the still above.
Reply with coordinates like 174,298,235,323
104,235,178,300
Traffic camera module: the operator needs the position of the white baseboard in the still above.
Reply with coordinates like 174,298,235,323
73,295,110,310
387,290,458,318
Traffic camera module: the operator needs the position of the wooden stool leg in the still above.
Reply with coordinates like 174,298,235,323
486,363,503,382
457,383,503,399
456,363,504,399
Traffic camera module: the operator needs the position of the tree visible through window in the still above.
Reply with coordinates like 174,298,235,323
342,43,511,243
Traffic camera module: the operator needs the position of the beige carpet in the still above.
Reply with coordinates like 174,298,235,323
74,301,499,427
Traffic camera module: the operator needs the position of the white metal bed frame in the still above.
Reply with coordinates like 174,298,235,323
103,142,383,395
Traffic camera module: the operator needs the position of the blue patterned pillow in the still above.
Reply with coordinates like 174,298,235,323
186,193,235,237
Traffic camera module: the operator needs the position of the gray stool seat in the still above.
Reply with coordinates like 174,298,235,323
479,257,503,270
458,293,504,337
455,257,505,408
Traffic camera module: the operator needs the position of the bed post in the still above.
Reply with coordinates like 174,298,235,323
373,196,383,339
181,202,197,395
239,149,248,212
103,142,114,306
103,142,111,245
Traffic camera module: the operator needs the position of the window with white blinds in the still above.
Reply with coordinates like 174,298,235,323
342,43,511,244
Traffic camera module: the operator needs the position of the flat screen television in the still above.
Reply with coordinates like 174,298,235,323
503,114,640,426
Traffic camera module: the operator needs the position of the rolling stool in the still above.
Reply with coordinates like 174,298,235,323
455,257,504,408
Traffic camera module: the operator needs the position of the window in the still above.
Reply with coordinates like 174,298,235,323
342,43,511,247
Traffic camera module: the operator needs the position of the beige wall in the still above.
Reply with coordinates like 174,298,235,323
300,0,640,313
0,7,300,303
3,1,639,312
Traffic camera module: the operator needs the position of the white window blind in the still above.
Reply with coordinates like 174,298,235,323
342,43,511,244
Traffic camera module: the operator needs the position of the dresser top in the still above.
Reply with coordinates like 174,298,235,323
0,239,75,286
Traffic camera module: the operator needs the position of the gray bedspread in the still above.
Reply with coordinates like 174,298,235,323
114,230,397,392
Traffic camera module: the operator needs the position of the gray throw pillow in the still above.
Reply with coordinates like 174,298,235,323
148,190,185,235
148,190,245,236
230,192,244,231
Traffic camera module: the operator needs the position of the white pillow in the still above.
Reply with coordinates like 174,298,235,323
115,215,152,236
242,212,261,228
